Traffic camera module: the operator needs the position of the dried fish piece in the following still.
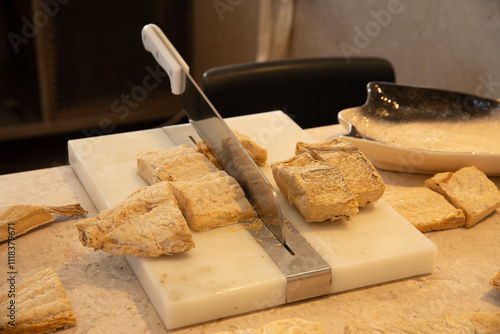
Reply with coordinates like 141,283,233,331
296,139,385,208
195,140,223,170
491,270,500,290
75,182,195,257
382,185,466,232
425,166,500,227
196,129,268,168
169,171,257,232
232,130,267,166
137,145,220,184
272,153,358,222
0,267,77,334
0,204,87,242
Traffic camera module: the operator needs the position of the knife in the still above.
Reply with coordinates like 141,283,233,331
141,24,332,303
141,23,287,245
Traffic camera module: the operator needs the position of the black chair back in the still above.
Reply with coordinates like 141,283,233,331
202,57,395,128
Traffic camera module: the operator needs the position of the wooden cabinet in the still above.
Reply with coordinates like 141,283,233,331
0,0,192,141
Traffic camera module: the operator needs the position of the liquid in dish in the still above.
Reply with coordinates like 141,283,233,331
341,108,500,153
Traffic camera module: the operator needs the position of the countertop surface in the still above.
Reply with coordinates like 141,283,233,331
0,124,499,333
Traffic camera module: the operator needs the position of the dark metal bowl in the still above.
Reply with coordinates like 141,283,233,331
361,81,499,122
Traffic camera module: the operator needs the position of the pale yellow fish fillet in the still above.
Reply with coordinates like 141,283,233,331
296,139,385,208
383,185,466,232
196,129,268,167
0,204,87,242
169,171,257,232
74,182,195,257
491,270,500,290
232,130,267,165
0,267,77,334
425,166,500,227
272,153,358,222
137,145,220,184
195,140,223,169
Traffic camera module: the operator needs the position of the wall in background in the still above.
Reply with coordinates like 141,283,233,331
289,0,500,99
192,0,500,99
192,0,260,83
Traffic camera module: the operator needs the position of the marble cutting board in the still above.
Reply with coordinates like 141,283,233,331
68,111,437,330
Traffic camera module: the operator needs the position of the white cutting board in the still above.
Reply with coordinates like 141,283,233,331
68,111,437,330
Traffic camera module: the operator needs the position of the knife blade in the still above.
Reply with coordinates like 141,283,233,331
141,23,287,245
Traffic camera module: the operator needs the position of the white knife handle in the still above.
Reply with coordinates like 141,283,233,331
141,24,189,95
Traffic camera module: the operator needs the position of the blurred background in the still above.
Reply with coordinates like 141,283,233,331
1,0,499,174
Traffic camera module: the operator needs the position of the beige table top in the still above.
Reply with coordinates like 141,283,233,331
0,125,499,334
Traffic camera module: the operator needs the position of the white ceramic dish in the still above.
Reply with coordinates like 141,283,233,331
338,82,500,176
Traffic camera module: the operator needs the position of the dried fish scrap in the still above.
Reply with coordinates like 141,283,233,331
0,267,77,333
0,204,87,242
